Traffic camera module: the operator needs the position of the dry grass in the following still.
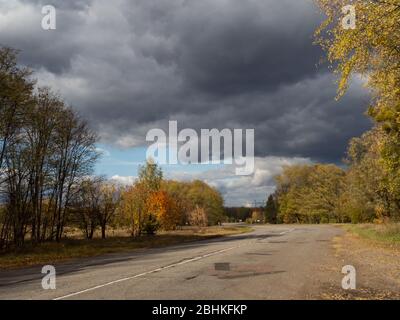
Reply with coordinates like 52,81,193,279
325,226,400,299
0,225,252,269
343,223,400,248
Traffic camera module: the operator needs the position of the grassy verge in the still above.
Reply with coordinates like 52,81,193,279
342,223,400,247
0,226,252,269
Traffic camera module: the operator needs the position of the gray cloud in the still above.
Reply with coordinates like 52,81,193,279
161,156,312,206
0,0,372,166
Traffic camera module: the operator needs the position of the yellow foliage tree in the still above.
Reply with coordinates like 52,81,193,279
119,183,148,237
148,191,180,231
188,206,208,227
276,164,345,223
315,0,400,212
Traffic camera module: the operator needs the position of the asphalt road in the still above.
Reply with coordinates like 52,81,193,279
0,225,344,300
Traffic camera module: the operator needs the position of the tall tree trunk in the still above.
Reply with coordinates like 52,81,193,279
101,224,106,239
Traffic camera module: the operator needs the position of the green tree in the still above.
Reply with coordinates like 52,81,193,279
162,180,225,225
138,159,163,192
186,180,225,225
265,194,278,224
275,164,345,223
340,127,396,222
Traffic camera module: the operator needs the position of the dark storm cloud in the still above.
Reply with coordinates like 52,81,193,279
0,0,372,163
167,0,325,95
20,0,93,11
119,0,325,95
0,0,91,73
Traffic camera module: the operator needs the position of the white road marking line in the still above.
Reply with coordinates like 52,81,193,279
53,245,239,300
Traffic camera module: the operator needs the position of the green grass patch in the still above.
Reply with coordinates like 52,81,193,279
0,226,252,269
343,223,400,245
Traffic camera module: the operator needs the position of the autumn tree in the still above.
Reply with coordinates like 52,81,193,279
340,127,397,222
161,180,191,226
186,180,225,225
119,185,143,237
188,206,208,227
315,0,400,217
138,159,163,192
148,191,180,231
275,164,345,223
119,160,164,236
315,0,400,104
161,180,225,226
0,47,99,248
79,161,226,237
275,165,314,223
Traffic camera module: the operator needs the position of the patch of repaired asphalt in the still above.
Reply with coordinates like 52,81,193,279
209,263,286,280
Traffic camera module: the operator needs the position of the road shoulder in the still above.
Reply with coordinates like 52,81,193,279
318,226,400,299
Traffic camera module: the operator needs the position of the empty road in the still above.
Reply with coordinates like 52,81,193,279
0,225,344,299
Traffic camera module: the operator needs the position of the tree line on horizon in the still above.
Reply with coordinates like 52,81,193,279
117,161,225,237
0,47,225,250
265,136,400,224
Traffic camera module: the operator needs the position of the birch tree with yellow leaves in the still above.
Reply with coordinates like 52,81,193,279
315,0,400,216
